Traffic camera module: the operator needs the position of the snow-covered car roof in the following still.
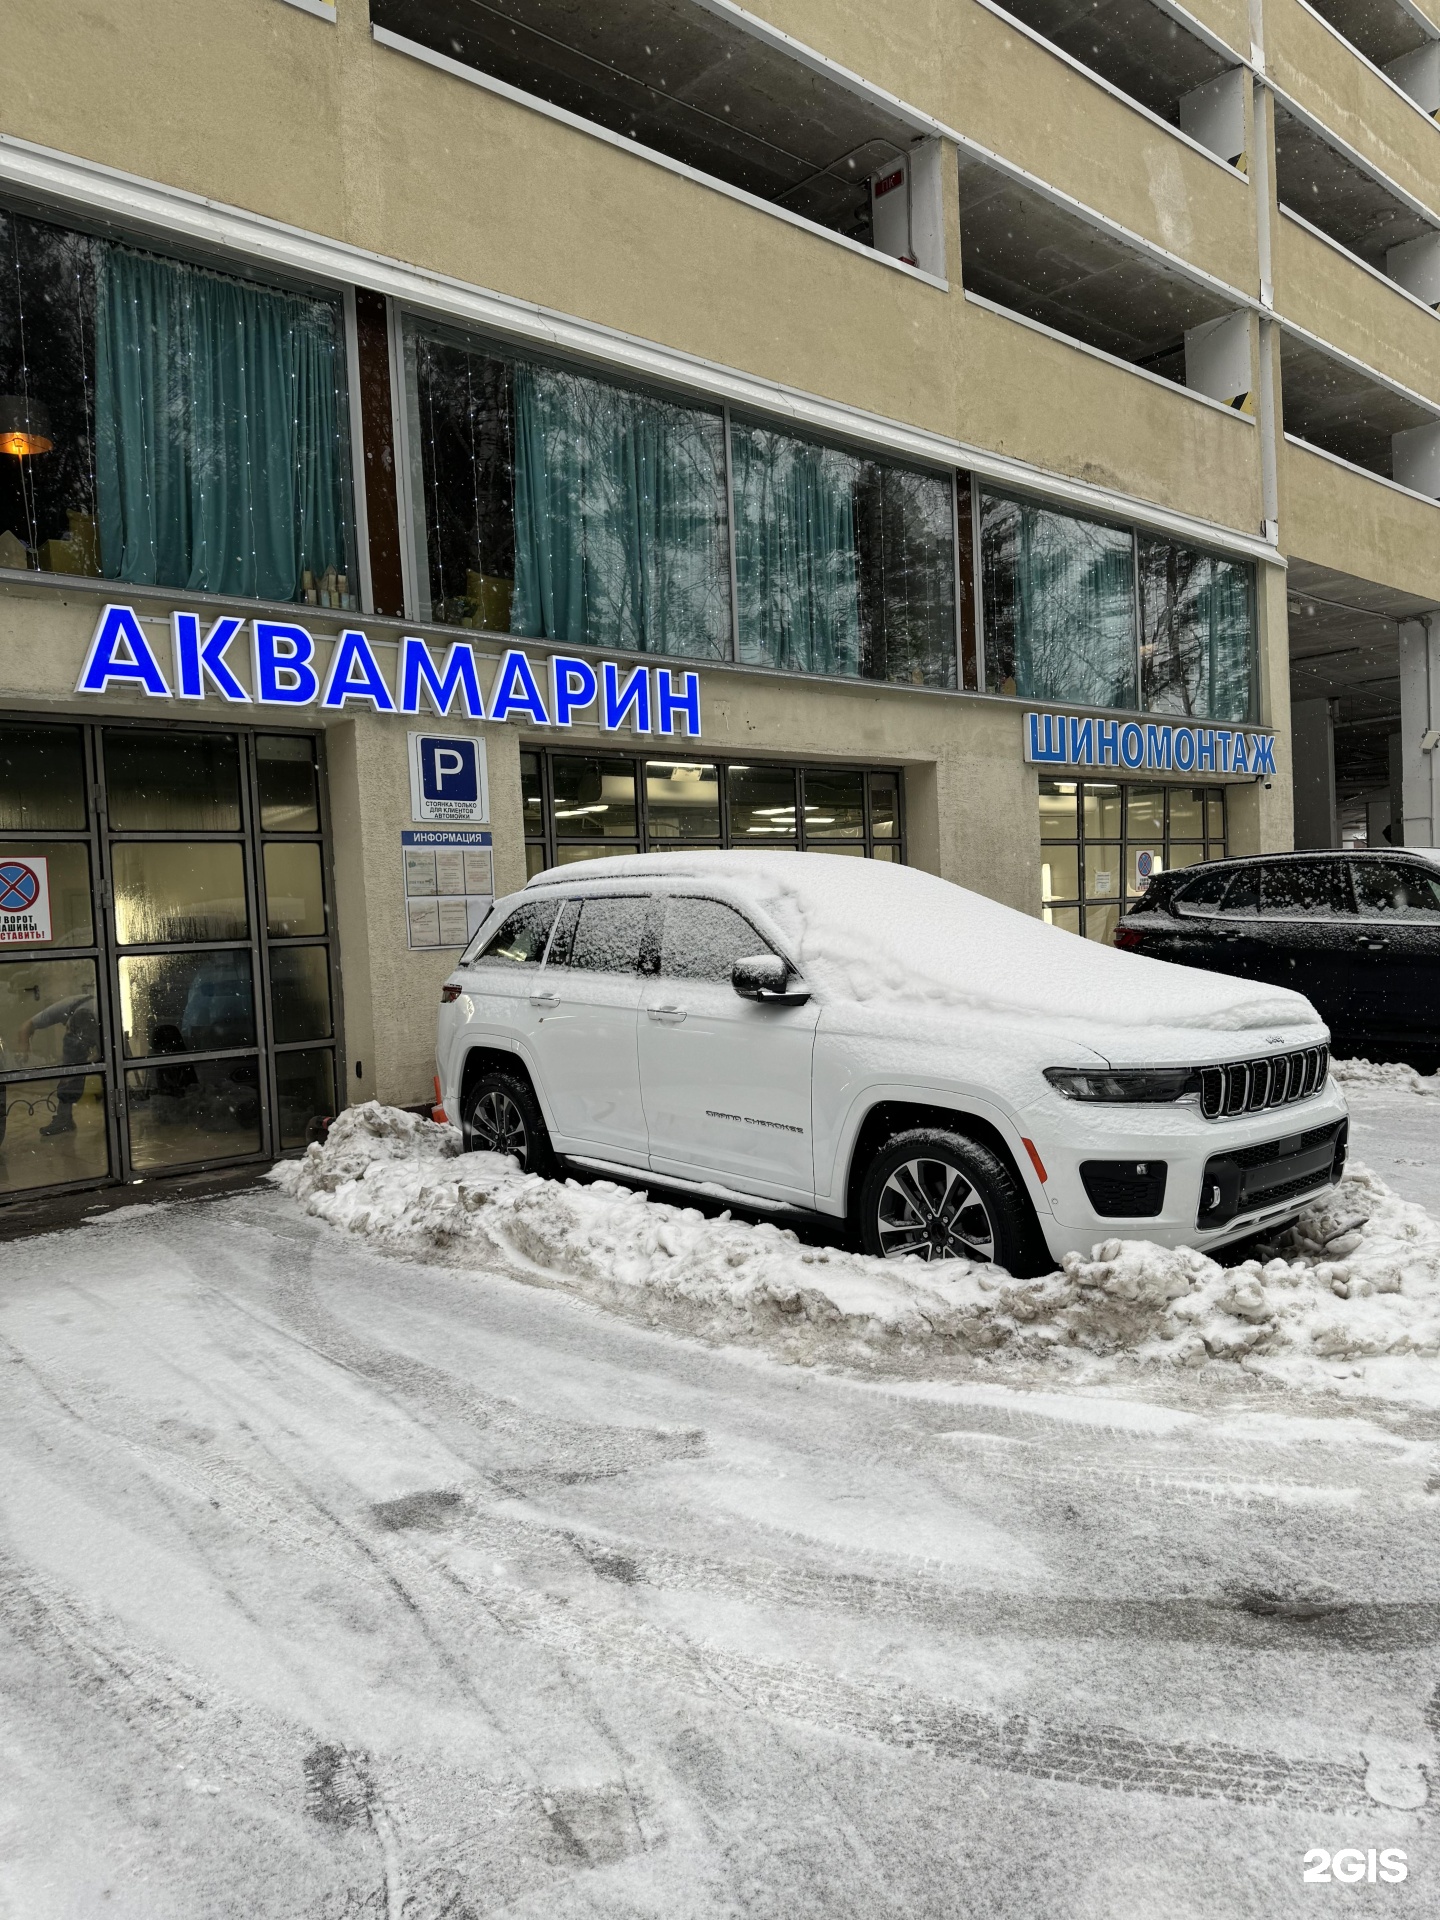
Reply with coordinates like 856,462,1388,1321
1141,848,1440,871
526,849,1317,1035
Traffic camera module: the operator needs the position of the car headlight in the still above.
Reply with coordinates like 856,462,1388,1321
1044,1067,1195,1103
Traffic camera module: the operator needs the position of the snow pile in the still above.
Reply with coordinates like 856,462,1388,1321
526,850,1313,1035
272,1105,1440,1389
1332,1057,1440,1096
1066,1166,1440,1369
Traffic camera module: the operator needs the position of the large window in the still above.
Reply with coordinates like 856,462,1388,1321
1137,537,1253,721
979,494,1136,711
0,206,354,606
732,421,955,685
980,492,1254,722
1039,778,1228,945
522,751,904,876
405,317,958,690
409,325,730,655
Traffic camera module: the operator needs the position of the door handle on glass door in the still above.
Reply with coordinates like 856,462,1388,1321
530,990,560,1009
647,1005,686,1024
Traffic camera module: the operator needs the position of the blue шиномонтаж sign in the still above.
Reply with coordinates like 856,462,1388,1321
1023,710,1277,778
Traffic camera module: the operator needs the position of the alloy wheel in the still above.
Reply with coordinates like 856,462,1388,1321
875,1157,996,1262
470,1088,529,1162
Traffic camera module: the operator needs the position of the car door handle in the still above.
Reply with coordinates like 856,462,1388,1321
647,1005,686,1024
1361,938,1388,950
529,990,560,1009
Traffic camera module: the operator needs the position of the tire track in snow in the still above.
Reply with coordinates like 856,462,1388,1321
561,1530,1440,1652
456,1570,1381,1815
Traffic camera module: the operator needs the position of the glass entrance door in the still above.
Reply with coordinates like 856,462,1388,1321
0,722,109,1198
0,717,338,1202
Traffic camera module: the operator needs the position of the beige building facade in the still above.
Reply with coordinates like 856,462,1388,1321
0,0,1432,1200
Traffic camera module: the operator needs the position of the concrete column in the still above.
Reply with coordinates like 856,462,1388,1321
326,710,523,1111
1227,556,1293,856
1390,731,1404,842
1179,68,1247,166
1393,420,1440,496
1291,696,1337,849
1385,42,1440,116
1184,311,1253,408
906,137,947,281
1387,230,1440,308
1399,616,1440,846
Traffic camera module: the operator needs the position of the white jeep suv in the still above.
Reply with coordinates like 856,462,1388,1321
435,852,1348,1273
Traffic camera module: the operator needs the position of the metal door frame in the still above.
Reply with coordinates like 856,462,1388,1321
0,710,338,1203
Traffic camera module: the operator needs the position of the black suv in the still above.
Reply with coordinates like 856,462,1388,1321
1115,850,1440,1068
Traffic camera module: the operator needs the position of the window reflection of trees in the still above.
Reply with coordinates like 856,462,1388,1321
981,491,1254,721
1138,537,1252,722
411,321,957,686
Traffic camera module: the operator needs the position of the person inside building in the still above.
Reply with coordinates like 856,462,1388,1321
17,991,100,1137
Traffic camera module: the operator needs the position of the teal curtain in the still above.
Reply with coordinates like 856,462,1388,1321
94,247,349,601
981,493,1135,708
1197,554,1253,722
1138,537,1254,721
731,422,861,676
510,362,729,657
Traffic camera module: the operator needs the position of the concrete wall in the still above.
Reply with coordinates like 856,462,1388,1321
1267,0,1440,221
1282,442,1440,602
1275,213,1440,409
950,6,1259,293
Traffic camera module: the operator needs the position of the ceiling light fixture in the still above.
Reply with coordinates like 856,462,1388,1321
0,396,53,458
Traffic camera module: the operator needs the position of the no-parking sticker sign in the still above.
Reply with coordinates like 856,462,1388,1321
0,855,51,944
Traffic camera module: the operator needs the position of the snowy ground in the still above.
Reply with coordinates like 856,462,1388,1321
1338,1061,1440,1218
3,1080,1440,1915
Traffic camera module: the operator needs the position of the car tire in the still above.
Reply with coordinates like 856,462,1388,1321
462,1068,556,1177
858,1128,1048,1275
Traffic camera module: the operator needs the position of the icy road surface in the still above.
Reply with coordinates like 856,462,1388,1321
3,1184,1440,1918
1342,1066,1440,1218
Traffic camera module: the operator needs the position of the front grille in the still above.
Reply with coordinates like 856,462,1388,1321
1197,1120,1347,1229
1225,1122,1341,1171
1080,1160,1168,1218
1198,1046,1328,1119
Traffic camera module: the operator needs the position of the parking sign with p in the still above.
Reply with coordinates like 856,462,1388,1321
408,733,489,824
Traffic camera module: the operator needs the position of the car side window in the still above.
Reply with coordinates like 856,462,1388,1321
469,898,559,966
1217,866,1260,916
1260,860,1352,917
1353,862,1440,919
1171,870,1232,917
661,896,774,982
563,896,649,974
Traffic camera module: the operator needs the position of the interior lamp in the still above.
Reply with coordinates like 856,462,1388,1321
0,397,53,458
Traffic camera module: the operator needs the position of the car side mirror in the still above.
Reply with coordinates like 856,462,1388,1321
731,954,810,1005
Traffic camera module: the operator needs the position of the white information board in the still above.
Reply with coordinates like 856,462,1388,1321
402,830,494,950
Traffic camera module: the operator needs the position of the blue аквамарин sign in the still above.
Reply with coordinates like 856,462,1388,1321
73,604,703,737
1023,711,1277,778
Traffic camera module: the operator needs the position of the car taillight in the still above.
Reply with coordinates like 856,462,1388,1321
1113,928,1144,951
440,984,463,1003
